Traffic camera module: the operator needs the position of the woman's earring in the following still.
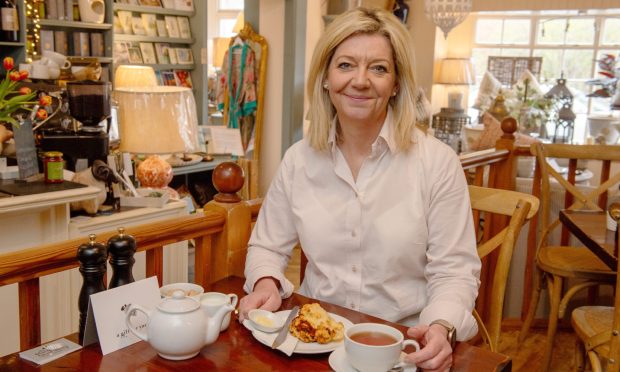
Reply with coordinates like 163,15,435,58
392,91,397,96
323,82,329,89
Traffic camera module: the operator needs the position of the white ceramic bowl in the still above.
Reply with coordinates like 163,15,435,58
248,309,284,333
159,283,204,300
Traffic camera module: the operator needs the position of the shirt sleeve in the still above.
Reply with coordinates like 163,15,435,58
243,147,299,298
419,145,481,341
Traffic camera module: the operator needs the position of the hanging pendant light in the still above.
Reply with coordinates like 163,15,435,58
424,0,473,39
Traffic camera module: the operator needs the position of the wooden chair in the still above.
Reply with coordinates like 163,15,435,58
519,143,620,370
469,185,539,352
571,203,620,372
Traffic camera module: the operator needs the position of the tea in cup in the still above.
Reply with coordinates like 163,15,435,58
345,323,419,372
200,292,238,331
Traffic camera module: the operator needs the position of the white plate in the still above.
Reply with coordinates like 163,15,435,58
328,346,417,372
245,309,353,354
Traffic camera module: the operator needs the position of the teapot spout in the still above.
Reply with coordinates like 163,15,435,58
204,303,234,345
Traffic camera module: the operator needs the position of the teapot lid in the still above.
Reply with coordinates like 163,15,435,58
158,290,200,313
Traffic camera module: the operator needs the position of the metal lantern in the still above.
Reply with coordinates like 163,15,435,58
431,108,470,152
545,75,575,143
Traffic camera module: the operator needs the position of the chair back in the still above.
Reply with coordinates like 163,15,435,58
469,185,539,351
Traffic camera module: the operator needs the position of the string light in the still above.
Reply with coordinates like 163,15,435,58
24,0,41,62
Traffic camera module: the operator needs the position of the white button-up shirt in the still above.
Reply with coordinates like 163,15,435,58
244,110,481,340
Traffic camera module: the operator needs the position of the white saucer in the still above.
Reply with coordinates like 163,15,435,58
328,346,417,372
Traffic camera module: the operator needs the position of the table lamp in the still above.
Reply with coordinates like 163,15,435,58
436,58,476,109
114,65,158,88
115,86,200,193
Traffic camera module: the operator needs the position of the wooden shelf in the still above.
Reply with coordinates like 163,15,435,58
116,62,194,70
114,34,194,44
68,56,113,64
35,19,113,30
113,4,194,17
0,41,25,47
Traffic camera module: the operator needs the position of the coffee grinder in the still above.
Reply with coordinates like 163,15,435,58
38,81,111,171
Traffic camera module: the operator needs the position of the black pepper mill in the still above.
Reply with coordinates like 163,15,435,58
77,234,107,344
107,227,136,288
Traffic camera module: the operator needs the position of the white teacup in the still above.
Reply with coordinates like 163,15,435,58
18,63,32,74
200,292,238,331
344,323,420,372
48,65,60,79
42,50,71,70
31,64,50,79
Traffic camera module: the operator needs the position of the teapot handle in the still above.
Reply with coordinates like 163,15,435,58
125,304,150,342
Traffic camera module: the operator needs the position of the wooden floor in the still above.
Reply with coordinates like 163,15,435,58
284,246,580,371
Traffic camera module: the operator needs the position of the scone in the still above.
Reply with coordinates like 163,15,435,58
289,303,344,344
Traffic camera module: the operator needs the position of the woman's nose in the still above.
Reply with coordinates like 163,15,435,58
351,69,370,88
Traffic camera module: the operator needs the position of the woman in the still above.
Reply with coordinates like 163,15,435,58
239,7,480,371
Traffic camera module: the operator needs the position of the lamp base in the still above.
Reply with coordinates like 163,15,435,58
136,155,179,199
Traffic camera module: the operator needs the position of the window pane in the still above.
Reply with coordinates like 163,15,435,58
219,18,237,37
567,80,589,114
472,48,501,76
218,0,244,10
564,49,594,79
602,19,620,44
502,19,530,44
533,49,563,83
537,18,566,45
475,19,502,44
500,48,530,57
565,18,595,45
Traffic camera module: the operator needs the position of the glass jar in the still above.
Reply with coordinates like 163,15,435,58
44,151,64,184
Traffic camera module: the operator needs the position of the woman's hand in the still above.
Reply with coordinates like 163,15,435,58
238,277,282,322
403,324,453,371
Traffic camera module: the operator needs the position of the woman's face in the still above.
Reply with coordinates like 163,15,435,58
326,33,398,126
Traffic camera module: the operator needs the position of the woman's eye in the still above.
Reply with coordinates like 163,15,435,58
371,65,388,73
337,62,352,70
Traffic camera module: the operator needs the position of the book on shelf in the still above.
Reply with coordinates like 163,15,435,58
90,33,105,57
164,16,180,38
174,70,192,88
113,41,131,64
72,32,90,56
56,0,66,20
139,42,157,64
40,30,55,53
154,42,171,64
138,0,162,6
177,16,191,39
45,0,58,19
168,47,178,64
156,19,168,37
127,46,144,64
154,70,163,85
160,70,176,86
54,31,68,55
175,47,193,64
64,0,73,21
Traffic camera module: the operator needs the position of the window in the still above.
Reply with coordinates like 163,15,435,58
470,9,620,143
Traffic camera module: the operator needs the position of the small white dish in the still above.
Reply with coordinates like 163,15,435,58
328,346,416,372
248,309,284,333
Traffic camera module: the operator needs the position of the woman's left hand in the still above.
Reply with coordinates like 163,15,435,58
403,324,453,371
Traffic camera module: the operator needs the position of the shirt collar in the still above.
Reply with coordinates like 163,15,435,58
327,106,398,157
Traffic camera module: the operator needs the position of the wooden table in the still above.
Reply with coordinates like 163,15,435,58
559,210,617,270
0,276,511,371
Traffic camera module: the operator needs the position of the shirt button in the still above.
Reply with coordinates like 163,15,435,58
351,230,356,237
352,265,357,273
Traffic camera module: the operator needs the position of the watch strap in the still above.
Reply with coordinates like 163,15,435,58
429,319,457,349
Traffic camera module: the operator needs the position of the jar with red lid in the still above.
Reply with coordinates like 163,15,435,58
44,151,64,184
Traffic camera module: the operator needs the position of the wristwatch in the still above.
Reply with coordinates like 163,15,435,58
429,319,457,349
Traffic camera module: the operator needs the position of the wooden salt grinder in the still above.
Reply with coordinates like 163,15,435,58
107,227,136,289
77,234,107,344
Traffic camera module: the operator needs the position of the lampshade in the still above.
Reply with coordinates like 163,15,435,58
424,0,472,39
436,58,476,85
115,86,200,154
114,65,158,88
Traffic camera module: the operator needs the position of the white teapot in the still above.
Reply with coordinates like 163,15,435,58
125,290,234,360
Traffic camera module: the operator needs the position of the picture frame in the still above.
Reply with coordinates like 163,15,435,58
177,16,191,39
174,0,193,11
156,19,168,37
139,42,157,64
138,0,162,7
127,46,144,63
164,16,180,38
154,42,170,64
175,47,193,64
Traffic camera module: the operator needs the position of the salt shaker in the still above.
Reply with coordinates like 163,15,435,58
107,227,136,289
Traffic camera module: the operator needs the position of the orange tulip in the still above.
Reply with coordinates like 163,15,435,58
39,95,52,106
3,57,14,71
18,87,32,95
8,71,20,81
18,70,29,80
36,109,48,120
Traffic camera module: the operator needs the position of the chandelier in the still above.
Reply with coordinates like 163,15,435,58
424,0,473,39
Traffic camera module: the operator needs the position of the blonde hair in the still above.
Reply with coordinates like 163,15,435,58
306,7,418,152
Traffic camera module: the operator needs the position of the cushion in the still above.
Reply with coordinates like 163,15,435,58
470,112,541,151
473,72,502,110
515,69,543,95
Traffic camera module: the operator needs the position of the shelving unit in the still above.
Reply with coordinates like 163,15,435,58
1,0,27,64
112,1,196,88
